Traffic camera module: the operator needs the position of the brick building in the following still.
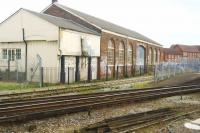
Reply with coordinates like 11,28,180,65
163,48,182,62
42,2,163,79
164,44,200,62
171,44,200,59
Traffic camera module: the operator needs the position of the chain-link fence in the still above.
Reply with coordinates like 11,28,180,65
154,58,200,82
0,59,26,82
2,55,199,86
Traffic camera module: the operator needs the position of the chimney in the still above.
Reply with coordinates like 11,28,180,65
52,0,58,3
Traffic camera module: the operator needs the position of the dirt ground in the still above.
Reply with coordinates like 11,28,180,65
0,73,200,133
153,73,200,87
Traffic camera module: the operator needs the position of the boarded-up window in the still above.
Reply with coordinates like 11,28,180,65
119,42,125,65
136,45,145,66
127,44,132,64
107,40,114,65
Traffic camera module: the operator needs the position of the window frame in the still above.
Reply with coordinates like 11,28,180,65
118,42,125,65
107,40,115,65
1,48,21,61
127,44,132,65
16,49,21,60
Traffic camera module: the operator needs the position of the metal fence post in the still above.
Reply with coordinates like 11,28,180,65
75,56,80,82
16,60,19,82
116,65,119,79
106,65,108,81
88,56,92,82
39,67,43,87
68,67,70,85
132,64,134,77
60,55,65,84
125,65,128,78
133,65,136,77
140,65,142,76
7,59,10,80
154,65,156,83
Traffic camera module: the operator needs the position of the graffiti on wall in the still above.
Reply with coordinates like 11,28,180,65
100,55,112,77
81,38,95,56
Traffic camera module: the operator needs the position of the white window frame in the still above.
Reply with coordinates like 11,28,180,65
1,48,21,61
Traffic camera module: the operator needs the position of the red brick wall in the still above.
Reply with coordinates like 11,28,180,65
99,32,161,79
44,5,101,33
44,5,163,79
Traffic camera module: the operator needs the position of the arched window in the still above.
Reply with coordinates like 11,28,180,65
148,48,152,65
127,44,132,64
157,50,160,63
136,45,145,66
153,49,156,64
107,40,114,65
119,42,125,65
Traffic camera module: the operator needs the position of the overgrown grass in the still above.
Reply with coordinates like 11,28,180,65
0,82,59,91
131,81,153,89
0,82,35,91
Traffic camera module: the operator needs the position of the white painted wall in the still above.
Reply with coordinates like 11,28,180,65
27,41,59,83
91,57,97,80
0,41,59,83
80,57,88,81
64,56,76,83
0,42,25,71
60,29,100,57
0,9,59,42
0,9,100,83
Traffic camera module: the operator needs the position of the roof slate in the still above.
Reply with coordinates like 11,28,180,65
52,3,161,46
171,44,200,53
164,48,181,55
24,9,100,35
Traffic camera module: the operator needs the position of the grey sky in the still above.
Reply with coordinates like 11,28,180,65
0,0,200,47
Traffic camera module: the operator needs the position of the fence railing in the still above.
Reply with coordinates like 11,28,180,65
1,58,200,87
154,59,200,82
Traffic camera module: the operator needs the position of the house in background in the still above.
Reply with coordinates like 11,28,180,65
163,48,182,62
170,44,200,59
42,1,163,79
0,8,100,83
164,44,200,62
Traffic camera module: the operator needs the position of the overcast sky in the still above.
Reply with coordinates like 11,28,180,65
0,0,200,48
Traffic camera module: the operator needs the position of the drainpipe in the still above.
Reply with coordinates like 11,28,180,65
22,28,27,81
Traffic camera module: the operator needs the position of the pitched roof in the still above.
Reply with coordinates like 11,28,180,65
172,44,199,53
47,3,161,46
164,48,181,55
23,9,100,35
193,45,200,51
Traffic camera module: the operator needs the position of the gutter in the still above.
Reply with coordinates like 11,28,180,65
22,28,28,81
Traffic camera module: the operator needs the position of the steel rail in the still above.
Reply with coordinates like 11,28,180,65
0,85,199,123
0,84,198,108
0,77,151,100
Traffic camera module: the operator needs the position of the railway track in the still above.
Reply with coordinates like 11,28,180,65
0,84,200,124
81,108,200,133
0,76,152,101
81,108,175,133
